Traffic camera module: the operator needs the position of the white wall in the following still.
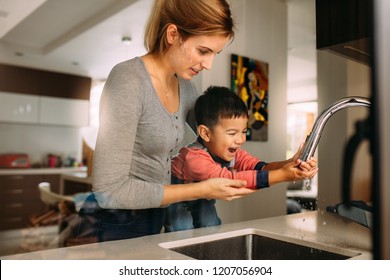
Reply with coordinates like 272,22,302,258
196,0,289,223
316,51,371,210
346,61,371,201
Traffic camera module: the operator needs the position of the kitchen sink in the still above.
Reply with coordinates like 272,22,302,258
159,228,362,260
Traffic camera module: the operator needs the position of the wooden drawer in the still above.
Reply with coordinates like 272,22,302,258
0,186,40,202
0,200,45,230
0,174,60,230
0,176,40,202
0,200,45,218
0,217,25,230
0,174,27,188
0,174,42,188
0,174,60,198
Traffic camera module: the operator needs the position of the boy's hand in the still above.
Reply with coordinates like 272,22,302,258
292,157,318,181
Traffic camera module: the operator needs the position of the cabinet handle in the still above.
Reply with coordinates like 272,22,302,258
4,203,23,208
2,217,23,222
6,189,24,194
10,175,25,180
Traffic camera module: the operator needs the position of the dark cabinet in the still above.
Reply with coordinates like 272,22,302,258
0,174,60,230
0,64,91,100
63,180,92,195
316,0,373,65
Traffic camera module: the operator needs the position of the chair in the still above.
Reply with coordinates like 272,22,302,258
38,182,74,205
31,182,76,228
35,182,85,247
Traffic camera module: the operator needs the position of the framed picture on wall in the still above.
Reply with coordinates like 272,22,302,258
231,54,269,141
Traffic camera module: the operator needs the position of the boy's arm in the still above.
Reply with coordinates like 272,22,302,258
181,148,317,189
181,148,261,189
262,159,292,171
234,149,267,171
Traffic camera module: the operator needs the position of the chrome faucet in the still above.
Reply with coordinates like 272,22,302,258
300,96,371,162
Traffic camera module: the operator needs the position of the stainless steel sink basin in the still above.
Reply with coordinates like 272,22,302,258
159,228,362,260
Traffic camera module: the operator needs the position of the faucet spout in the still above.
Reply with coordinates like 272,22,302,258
300,96,371,162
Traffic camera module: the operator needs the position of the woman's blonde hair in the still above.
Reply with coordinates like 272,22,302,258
144,0,235,55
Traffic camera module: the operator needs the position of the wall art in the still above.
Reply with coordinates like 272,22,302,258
231,54,269,141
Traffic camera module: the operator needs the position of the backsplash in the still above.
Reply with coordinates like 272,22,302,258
0,123,83,166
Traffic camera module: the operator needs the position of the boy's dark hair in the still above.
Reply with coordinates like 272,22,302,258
194,85,249,129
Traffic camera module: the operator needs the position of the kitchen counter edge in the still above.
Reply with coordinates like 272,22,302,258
0,211,372,260
0,166,87,176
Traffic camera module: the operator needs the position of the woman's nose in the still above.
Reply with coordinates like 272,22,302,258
201,55,215,70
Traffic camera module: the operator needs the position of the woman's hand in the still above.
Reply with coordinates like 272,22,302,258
201,177,256,201
161,178,255,206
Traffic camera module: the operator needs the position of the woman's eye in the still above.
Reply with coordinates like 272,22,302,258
198,49,209,55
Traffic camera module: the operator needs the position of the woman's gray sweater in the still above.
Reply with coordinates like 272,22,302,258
92,57,199,209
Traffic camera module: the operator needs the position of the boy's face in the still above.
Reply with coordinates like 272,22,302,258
205,116,248,162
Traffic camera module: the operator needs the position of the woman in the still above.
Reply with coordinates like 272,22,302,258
74,0,257,243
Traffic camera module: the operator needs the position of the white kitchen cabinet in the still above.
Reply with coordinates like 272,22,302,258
0,92,39,124
0,92,89,127
39,96,89,127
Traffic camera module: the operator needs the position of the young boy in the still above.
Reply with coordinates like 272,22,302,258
164,86,318,232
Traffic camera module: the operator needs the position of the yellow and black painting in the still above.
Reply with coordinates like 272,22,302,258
231,54,269,141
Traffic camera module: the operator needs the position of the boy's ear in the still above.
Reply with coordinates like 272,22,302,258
198,125,211,142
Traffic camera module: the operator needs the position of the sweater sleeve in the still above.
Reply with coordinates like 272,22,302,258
178,148,262,189
234,149,269,189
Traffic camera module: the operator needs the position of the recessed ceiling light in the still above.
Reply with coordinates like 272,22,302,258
122,36,132,45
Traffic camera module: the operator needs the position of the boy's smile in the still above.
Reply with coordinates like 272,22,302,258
204,116,248,162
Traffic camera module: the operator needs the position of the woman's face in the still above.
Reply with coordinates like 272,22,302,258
168,34,230,80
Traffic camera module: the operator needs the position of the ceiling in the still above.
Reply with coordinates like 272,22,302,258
0,0,316,103
0,0,153,80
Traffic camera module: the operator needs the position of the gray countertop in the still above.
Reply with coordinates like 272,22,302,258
0,211,372,260
0,167,87,176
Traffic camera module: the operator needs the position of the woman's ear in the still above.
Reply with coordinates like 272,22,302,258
166,24,179,44
198,125,211,142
